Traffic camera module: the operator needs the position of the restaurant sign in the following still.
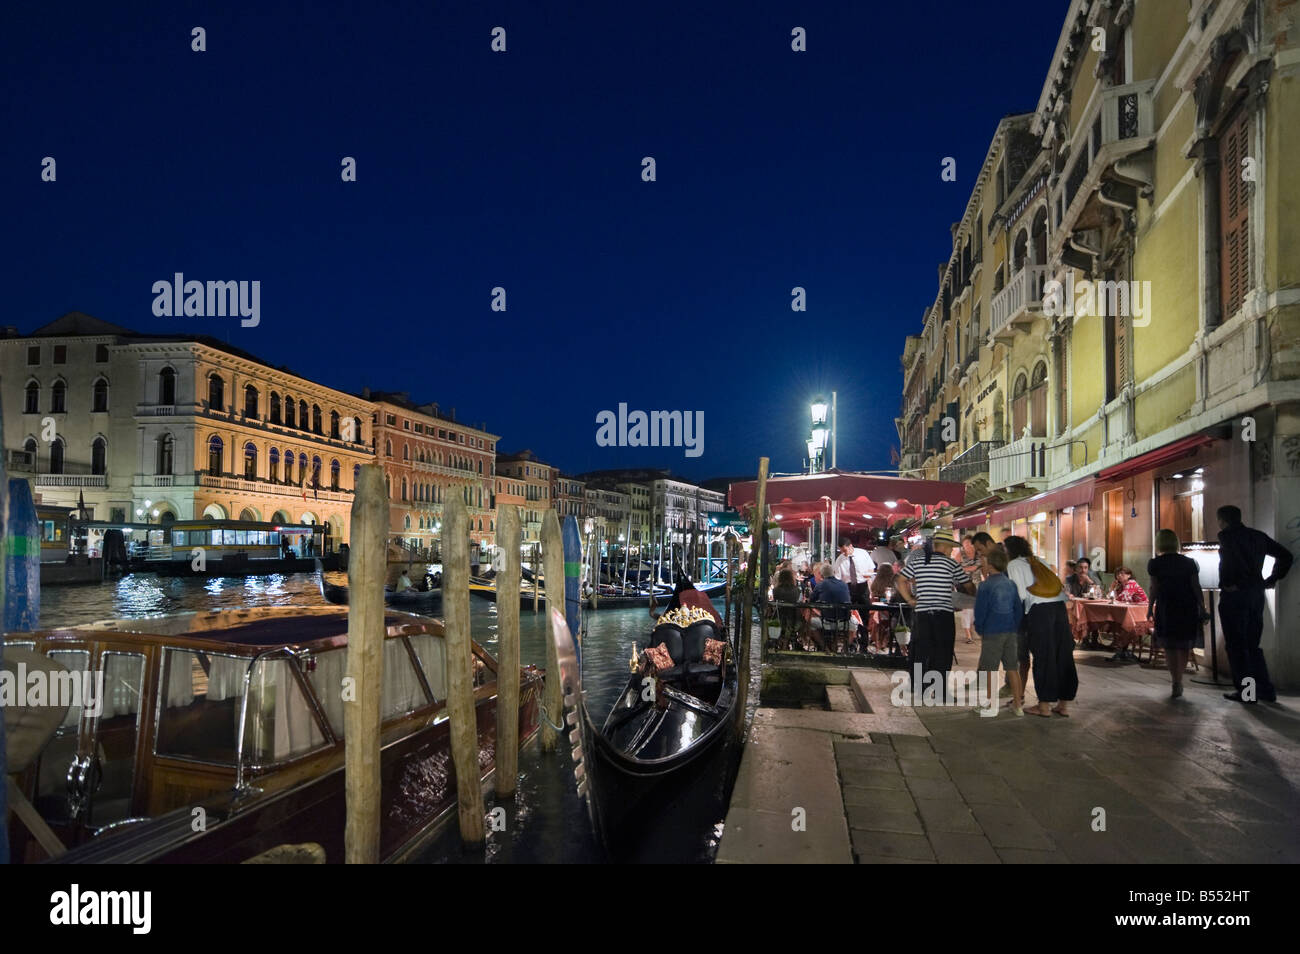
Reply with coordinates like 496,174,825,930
707,511,749,533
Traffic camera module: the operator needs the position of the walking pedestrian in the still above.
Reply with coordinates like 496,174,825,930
1147,529,1206,699
1004,535,1077,717
1216,505,1292,704
974,548,1025,715
897,528,976,703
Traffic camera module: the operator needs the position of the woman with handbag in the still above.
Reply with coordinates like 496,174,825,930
1147,529,1207,699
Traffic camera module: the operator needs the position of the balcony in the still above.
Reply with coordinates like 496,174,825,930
36,474,108,488
7,450,34,473
990,265,1049,341
988,435,1050,491
939,440,1004,484
135,403,178,417
198,473,355,503
1054,80,1156,240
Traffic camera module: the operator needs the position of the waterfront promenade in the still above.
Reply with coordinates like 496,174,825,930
717,641,1300,864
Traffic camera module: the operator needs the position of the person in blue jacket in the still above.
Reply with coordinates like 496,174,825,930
974,547,1025,716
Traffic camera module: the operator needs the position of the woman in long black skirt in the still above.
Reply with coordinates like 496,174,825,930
1147,529,1206,698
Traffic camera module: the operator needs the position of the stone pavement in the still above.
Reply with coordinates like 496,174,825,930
718,637,1300,863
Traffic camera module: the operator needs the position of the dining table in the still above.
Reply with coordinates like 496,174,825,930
1068,598,1154,648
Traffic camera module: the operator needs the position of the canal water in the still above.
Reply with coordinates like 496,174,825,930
37,571,734,863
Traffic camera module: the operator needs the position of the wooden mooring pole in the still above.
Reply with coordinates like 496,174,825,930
445,496,486,843
345,464,387,864
734,457,768,729
540,511,565,752
495,505,521,798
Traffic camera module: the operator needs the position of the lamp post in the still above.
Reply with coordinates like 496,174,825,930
808,395,836,473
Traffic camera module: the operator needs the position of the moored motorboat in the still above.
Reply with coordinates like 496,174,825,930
550,597,738,856
5,606,541,863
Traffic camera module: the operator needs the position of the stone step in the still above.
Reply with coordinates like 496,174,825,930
825,685,860,712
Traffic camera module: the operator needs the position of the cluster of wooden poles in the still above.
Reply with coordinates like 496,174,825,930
340,457,771,862
341,464,564,862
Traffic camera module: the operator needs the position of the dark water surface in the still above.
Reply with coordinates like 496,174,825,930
37,572,735,863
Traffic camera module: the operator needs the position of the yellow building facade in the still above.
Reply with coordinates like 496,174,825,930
901,0,1300,684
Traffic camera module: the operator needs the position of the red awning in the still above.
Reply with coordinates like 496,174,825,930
987,477,1096,525
1095,434,1214,483
729,470,965,511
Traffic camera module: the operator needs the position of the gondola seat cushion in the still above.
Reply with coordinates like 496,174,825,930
643,642,674,673
703,638,726,666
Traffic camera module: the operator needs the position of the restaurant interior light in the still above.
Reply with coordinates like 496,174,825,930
1172,473,1184,479
1029,511,1048,523
884,501,897,509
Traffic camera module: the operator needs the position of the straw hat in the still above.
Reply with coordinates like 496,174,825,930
930,527,957,547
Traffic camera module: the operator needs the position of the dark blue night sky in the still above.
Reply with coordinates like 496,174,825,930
2,0,1066,481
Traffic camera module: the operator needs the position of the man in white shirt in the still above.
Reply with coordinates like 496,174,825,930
832,537,875,647
831,537,875,602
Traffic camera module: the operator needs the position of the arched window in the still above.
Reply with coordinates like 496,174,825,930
244,385,259,418
1029,361,1049,437
404,515,411,530
330,459,340,491
419,517,424,530
92,377,109,413
156,434,173,475
269,392,281,424
401,477,408,501
284,450,294,484
269,447,280,482
207,435,224,475
49,437,65,474
51,380,67,414
24,381,38,414
1011,373,1029,439
312,404,322,434
244,442,258,479
385,439,392,458
352,417,362,443
91,437,107,476
284,395,296,428
23,437,37,466
403,443,410,461
330,411,340,439
208,374,224,411
158,367,176,406
311,456,322,487
299,400,308,430
353,463,361,484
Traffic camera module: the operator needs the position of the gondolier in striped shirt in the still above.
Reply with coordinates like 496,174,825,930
897,528,976,703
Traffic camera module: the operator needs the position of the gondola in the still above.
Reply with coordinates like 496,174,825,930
315,560,441,609
549,595,738,855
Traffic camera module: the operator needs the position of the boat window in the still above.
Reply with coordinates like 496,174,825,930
306,647,347,736
407,633,447,701
156,649,327,765
33,649,90,823
171,530,187,547
209,529,223,547
305,638,435,734
91,652,146,826
235,530,248,545
242,658,327,762
269,531,280,545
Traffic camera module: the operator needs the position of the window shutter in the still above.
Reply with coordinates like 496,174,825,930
1218,103,1251,320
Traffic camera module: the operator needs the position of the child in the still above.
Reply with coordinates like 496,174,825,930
974,548,1025,716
